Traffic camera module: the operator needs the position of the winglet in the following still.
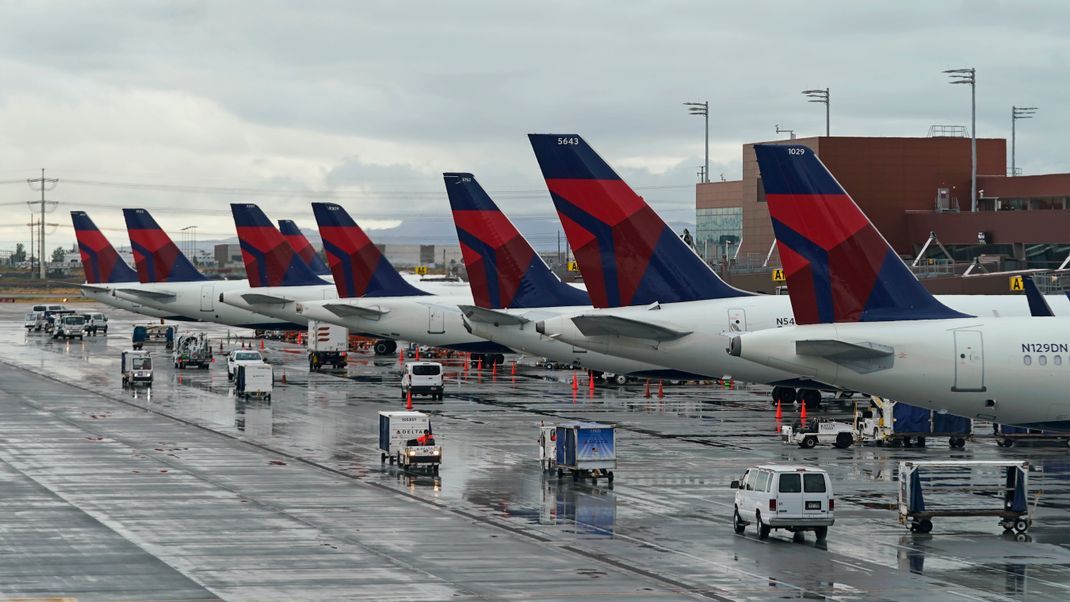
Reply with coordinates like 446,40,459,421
71,211,139,284
231,204,328,288
279,219,331,276
753,143,970,324
311,202,426,298
528,133,750,308
445,172,589,309
1023,276,1054,317
122,208,207,283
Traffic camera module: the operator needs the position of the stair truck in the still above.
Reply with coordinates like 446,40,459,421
378,410,442,472
898,460,1031,536
858,397,971,449
549,422,616,484
307,320,348,371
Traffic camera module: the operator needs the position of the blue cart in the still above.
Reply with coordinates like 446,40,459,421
551,422,616,484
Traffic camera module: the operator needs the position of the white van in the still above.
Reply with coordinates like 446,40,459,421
731,465,834,541
401,362,444,401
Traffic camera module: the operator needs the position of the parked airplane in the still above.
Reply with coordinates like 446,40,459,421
279,219,332,277
109,208,303,329
527,134,1070,404
729,143,1070,430
294,202,512,360
71,211,184,319
444,172,687,380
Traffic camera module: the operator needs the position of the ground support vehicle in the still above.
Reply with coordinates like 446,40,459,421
132,324,177,350
173,332,213,369
234,363,273,400
857,397,972,449
121,350,153,388
83,312,108,335
995,424,1070,447
24,312,40,330
227,349,265,380
401,362,444,401
44,309,76,334
307,321,348,371
898,460,1032,536
781,419,855,449
378,411,441,472
732,465,835,541
53,314,87,340
551,422,616,484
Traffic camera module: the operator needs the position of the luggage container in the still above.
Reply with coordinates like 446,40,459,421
307,321,348,371
551,422,616,483
857,397,971,449
235,363,273,400
995,424,1070,447
897,460,1032,536
121,350,153,388
378,410,441,472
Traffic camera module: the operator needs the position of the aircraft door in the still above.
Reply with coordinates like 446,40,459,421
200,285,214,312
952,330,986,392
728,308,747,333
428,307,445,334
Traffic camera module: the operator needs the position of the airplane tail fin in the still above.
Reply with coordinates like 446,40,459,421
311,202,426,298
231,204,328,288
122,208,207,283
279,219,331,276
753,144,968,324
1023,276,1054,317
444,172,590,309
71,211,139,284
527,133,749,308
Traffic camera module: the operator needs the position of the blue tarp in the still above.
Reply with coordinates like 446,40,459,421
1011,467,1028,513
908,469,925,513
932,412,971,434
893,403,931,433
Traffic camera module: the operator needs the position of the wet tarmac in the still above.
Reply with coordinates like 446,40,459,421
3,302,1070,600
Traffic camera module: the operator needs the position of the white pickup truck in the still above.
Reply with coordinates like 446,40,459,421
227,349,264,380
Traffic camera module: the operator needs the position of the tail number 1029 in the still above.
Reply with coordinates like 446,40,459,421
788,147,806,155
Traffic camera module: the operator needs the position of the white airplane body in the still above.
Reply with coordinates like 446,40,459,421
110,280,304,329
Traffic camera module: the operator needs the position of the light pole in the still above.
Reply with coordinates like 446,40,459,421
1011,106,1037,177
802,88,830,136
684,101,709,183
944,68,976,211
181,225,198,264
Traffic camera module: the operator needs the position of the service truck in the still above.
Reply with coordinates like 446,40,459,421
378,410,441,472
234,363,273,400
173,332,213,369
227,349,264,380
780,419,855,449
549,422,616,484
307,321,348,371
53,314,87,340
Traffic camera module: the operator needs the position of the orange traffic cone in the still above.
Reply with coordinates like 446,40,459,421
260,339,265,350
571,372,579,392
800,400,808,422
492,361,497,376
406,389,413,410
477,357,483,372
415,347,420,361
398,349,404,364
511,361,517,375
281,369,287,384
588,371,595,393
657,380,665,399
775,399,783,420
644,379,651,398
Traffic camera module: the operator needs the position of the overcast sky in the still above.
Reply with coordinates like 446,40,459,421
1,0,1067,253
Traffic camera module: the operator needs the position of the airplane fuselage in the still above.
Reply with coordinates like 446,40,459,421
110,280,303,329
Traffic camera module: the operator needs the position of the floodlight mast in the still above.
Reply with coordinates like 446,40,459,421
944,68,976,211
801,88,830,136
684,101,709,183
1011,106,1037,177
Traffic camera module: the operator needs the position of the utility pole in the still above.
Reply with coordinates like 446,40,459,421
27,168,58,279
29,214,35,275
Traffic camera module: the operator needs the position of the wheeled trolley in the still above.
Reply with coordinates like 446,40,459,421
898,460,1031,536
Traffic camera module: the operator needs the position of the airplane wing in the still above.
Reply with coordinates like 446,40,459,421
80,284,111,293
321,303,390,319
571,315,691,341
458,305,529,326
796,339,894,374
116,288,177,300
240,293,294,305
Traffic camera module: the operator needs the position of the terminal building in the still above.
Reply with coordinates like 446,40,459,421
697,133,1070,293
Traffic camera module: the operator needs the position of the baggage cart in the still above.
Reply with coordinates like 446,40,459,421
898,460,1032,535
378,411,441,472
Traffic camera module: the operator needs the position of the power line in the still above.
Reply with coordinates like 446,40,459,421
27,169,58,279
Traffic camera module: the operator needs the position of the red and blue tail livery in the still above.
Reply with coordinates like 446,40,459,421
71,211,139,284
123,208,207,283
528,134,749,308
231,204,328,288
445,172,589,309
279,219,331,277
753,144,968,325
311,202,426,298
